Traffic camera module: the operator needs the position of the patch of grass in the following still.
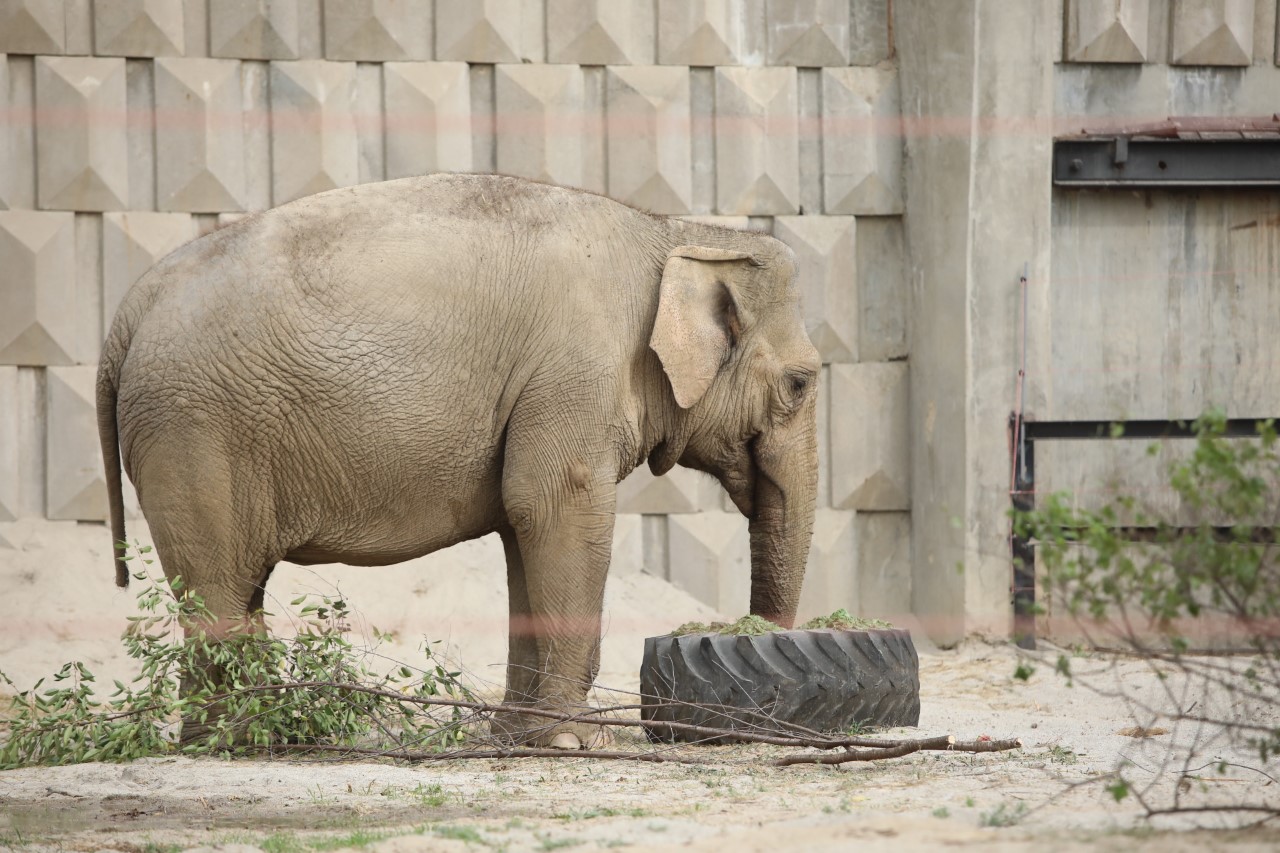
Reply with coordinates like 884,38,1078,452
670,610,893,637
434,825,486,845
260,832,308,853
979,802,1029,827
669,615,782,637
801,609,893,630
1048,745,1078,765
537,836,583,850
931,807,950,818
964,797,975,808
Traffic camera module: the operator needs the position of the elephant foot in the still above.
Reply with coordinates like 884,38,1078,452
490,709,615,750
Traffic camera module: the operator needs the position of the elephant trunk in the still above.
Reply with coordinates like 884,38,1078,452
748,425,818,629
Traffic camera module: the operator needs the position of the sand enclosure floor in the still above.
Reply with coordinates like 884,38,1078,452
2,521,1279,850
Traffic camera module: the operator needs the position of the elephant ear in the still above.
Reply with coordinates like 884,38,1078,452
650,245,758,409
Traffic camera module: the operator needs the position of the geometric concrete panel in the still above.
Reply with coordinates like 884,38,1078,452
383,62,472,179
830,362,909,511
547,0,655,65
102,212,195,337
0,0,66,54
1171,0,1254,65
0,54,8,210
0,367,17,521
855,512,910,622
35,57,130,211
1064,0,1149,63
45,365,107,521
772,215,857,363
766,0,850,67
94,0,185,57
849,0,892,65
609,512,643,576
210,0,300,60
714,67,799,215
656,0,766,66
0,211,77,366
435,0,540,63
855,216,907,362
269,61,359,204
605,66,693,214
795,508,856,624
667,512,750,616
677,215,751,230
494,64,586,189
616,464,714,515
154,58,247,212
822,67,902,215
323,0,432,61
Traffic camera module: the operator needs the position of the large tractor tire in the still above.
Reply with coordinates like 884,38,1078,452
640,629,920,743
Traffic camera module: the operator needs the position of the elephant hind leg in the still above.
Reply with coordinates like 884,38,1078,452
132,447,282,741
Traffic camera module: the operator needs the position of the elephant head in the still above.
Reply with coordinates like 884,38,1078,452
649,242,820,628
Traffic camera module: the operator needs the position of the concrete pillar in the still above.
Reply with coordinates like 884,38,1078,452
896,0,1056,643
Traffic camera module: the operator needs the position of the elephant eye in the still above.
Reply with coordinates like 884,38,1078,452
787,371,812,399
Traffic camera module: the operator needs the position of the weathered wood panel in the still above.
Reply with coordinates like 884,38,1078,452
1036,191,1280,421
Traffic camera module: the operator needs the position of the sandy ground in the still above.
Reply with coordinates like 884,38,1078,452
2,520,1279,851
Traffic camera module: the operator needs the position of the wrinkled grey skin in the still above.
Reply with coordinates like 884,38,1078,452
97,174,819,749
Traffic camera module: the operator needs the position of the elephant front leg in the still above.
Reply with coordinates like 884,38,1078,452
499,528,543,706
492,440,617,749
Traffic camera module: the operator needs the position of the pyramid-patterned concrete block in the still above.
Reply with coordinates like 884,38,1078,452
667,512,750,615
270,61,358,204
657,0,765,66
436,0,542,63
0,211,77,366
856,512,910,621
610,513,643,576
94,0,185,57
1171,0,1254,65
0,54,9,210
766,0,849,66
830,362,909,511
772,216,857,363
856,216,907,362
210,0,300,59
616,464,716,515
102,212,195,337
714,67,798,215
323,0,432,61
1064,0,1149,63
849,0,892,65
155,58,247,212
605,66,692,214
548,0,654,65
46,366,107,521
0,0,65,54
794,509,856,624
822,67,902,215
495,65,586,188
384,62,472,179
0,367,18,521
35,57,129,211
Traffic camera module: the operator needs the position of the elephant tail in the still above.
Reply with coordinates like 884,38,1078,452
97,326,130,589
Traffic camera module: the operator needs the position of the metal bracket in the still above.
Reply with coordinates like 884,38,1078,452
1054,138,1280,187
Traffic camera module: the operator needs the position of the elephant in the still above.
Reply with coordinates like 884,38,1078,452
96,173,820,749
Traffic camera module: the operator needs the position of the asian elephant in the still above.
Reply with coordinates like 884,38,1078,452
97,174,820,749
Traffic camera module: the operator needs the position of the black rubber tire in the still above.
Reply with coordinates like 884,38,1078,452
640,629,920,742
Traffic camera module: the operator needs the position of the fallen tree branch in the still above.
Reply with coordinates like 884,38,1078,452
167,681,1026,768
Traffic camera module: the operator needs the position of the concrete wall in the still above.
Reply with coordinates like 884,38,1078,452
4,1,1277,642
0,0,909,626
897,0,1280,644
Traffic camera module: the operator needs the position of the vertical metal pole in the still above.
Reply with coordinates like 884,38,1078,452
1011,428,1036,650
